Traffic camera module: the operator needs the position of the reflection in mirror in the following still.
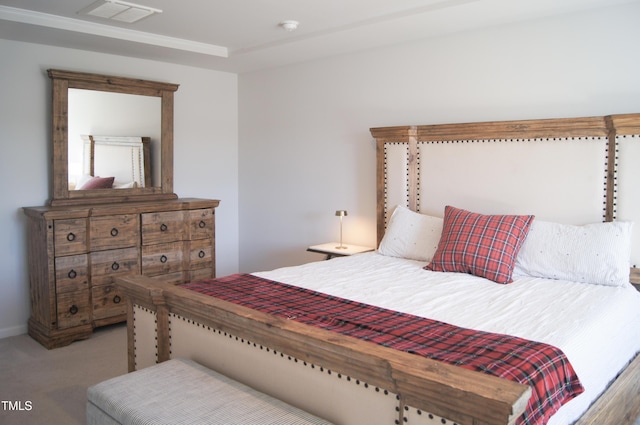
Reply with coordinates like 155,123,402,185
68,89,161,190
74,135,151,190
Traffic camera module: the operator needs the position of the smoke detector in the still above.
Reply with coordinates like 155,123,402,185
279,20,299,32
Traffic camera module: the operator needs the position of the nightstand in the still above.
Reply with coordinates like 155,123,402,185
307,243,374,260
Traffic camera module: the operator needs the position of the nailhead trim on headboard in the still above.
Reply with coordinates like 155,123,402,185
371,114,640,282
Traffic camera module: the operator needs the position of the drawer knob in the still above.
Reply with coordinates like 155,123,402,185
67,269,77,279
69,305,79,315
66,232,76,242
113,295,122,304
110,228,119,237
160,255,168,263
198,220,206,229
198,250,205,259
160,223,168,232
111,262,120,271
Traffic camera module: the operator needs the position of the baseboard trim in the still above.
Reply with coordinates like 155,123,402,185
0,324,28,339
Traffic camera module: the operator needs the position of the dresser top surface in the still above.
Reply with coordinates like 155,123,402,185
23,198,220,219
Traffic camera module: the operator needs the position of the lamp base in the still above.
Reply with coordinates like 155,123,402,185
335,245,347,249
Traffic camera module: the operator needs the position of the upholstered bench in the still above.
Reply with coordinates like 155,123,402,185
87,358,334,425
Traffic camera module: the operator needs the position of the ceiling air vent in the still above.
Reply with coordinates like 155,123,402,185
79,0,162,24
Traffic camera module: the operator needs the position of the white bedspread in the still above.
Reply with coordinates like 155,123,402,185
255,252,640,425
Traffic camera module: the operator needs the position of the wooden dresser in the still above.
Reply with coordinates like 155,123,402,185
23,198,219,349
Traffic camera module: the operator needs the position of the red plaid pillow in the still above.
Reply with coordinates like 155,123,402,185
426,206,534,284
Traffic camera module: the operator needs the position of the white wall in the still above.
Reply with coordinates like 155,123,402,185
0,40,239,338
238,2,640,273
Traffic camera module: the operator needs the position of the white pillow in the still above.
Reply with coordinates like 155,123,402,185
113,181,138,189
75,173,93,190
514,220,633,287
378,205,443,262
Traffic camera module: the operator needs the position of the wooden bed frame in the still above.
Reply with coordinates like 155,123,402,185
117,113,640,425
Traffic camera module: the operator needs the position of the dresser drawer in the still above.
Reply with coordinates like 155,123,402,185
56,290,90,329
90,247,140,286
188,239,213,271
188,267,214,282
188,209,214,240
142,241,184,276
90,214,139,251
54,218,88,256
142,211,185,245
55,254,89,293
159,271,188,285
92,284,126,321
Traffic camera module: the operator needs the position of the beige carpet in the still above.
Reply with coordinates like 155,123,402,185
0,323,127,425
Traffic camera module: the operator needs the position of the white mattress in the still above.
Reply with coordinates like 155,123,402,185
255,252,640,425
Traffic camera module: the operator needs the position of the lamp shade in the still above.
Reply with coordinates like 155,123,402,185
335,210,348,217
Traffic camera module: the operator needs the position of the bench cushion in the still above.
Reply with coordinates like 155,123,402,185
87,358,334,425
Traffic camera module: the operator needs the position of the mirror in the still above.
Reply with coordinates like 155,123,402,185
48,69,179,206
68,90,160,190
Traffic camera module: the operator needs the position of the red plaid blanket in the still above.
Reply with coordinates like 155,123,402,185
182,273,583,425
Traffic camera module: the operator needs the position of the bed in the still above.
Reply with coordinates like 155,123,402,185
74,135,151,189
116,113,640,425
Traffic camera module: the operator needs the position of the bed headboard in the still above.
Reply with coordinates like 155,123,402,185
371,113,640,284
80,135,152,188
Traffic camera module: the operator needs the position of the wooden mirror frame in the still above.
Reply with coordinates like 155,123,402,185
48,69,179,206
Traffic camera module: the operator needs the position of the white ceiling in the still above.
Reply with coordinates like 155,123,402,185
0,0,635,74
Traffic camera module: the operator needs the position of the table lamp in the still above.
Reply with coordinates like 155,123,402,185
335,210,347,249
